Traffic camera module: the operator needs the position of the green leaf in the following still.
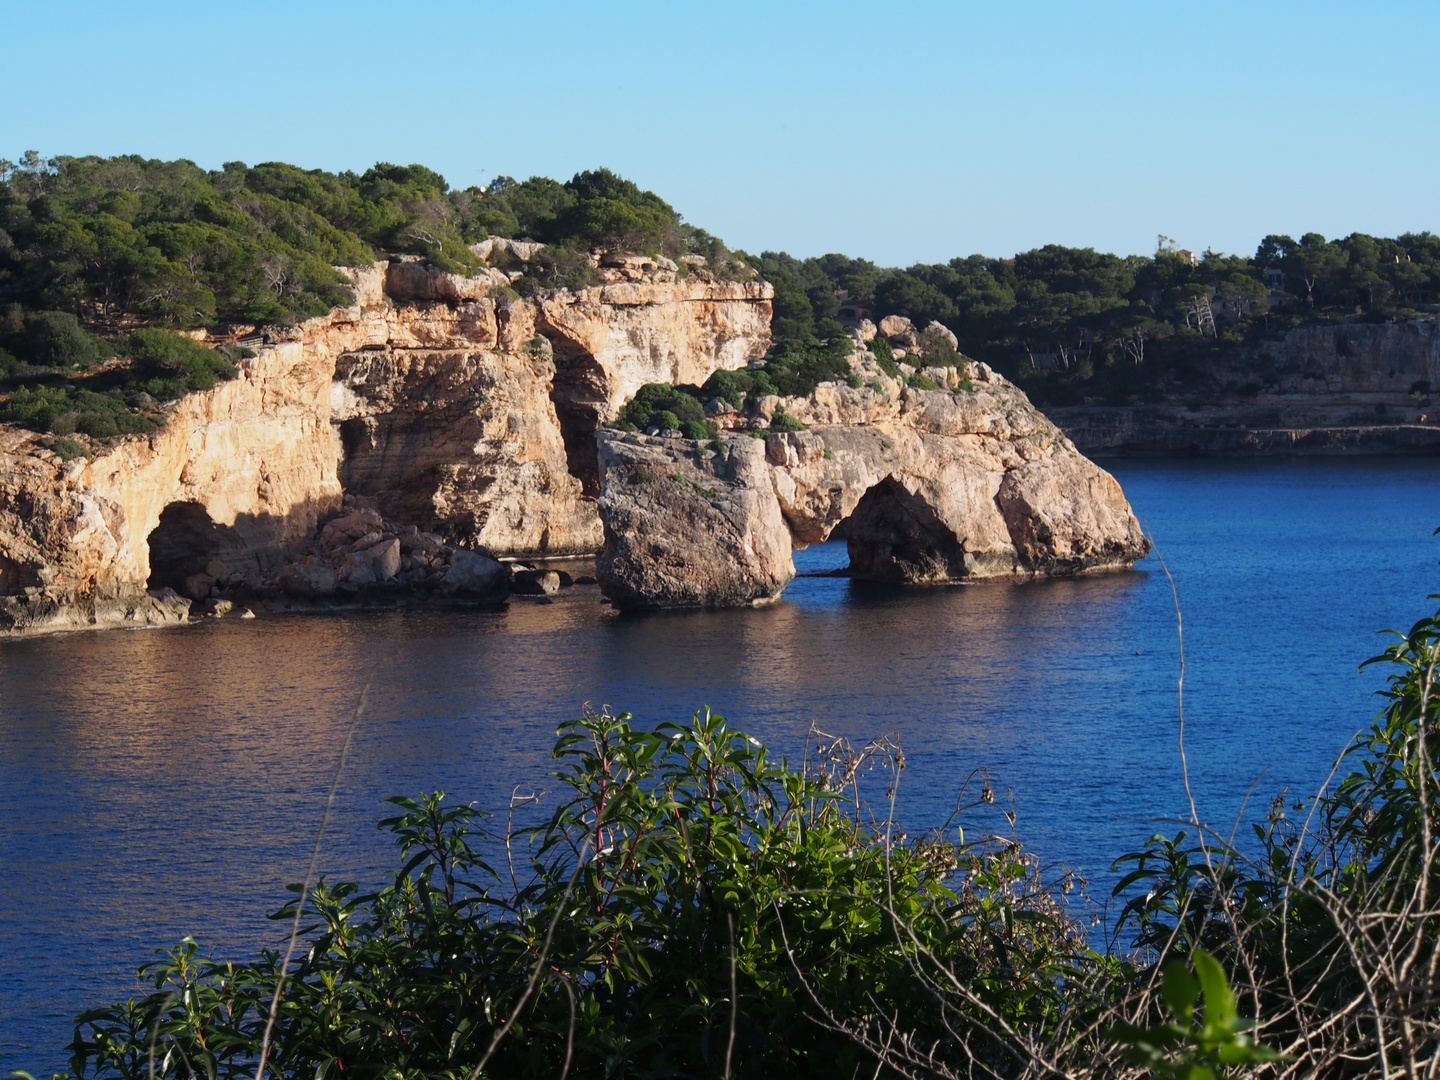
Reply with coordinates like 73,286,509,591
1161,958,1200,1019
1192,949,1237,1028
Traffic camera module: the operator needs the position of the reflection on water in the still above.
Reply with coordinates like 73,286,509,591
3,457,1440,1071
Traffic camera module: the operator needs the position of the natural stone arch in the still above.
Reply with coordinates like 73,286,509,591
146,501,225,594
830,476,974,583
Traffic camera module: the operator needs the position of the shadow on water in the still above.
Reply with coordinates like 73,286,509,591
4,457,1440,1071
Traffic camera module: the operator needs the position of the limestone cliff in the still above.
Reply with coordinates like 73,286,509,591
596,359,1149,608
0,260,773,633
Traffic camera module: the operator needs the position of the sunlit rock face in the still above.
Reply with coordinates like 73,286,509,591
0,260,773,633
596,432,795,609
594,362,1149,608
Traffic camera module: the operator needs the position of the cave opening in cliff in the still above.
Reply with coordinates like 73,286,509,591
545,339,607,498
146,501,224,593
831,478,970,584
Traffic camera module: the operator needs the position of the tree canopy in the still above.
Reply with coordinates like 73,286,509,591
743,230,1440,406
0,154,711,333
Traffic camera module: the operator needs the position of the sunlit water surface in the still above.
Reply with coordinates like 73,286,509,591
4,458,1440,1072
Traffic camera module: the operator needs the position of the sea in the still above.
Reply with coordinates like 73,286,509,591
3,457,1440,1074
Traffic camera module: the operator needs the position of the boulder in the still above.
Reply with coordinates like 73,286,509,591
921,321,960,352
878,315,914,339
341,550,376,585
596,432,795,608
181,573,215,601
443,547,509,602
368,538,402,581
512,568,561,595
280,562,337,598
856,318,878,343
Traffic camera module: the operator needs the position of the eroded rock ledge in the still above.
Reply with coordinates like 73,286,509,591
596,362,1149,608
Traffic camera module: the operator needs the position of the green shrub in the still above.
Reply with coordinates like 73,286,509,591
128,329,238,396
869,334,900,377
907,372,940,390
0,385,71,426
18,311,112,370
616,382,710,433
65,708,1090,1080
38,436,87,461
768,408,806,432
679,418,713,440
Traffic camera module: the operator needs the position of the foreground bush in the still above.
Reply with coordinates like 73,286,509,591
63,711,1093,1080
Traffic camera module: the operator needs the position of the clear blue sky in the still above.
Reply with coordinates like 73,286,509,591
5,0,1436,266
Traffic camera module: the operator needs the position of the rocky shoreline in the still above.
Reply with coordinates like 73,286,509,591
1047,319,1440,458
1,251,1151,635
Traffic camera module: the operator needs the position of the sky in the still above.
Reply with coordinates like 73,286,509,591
4,0,1437,266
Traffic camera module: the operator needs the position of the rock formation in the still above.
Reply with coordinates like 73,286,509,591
0,241,1154,632
595,358,1149,608
596,434,795,608
0,256,773,634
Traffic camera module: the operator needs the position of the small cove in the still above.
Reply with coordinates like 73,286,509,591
3,457,1440,1073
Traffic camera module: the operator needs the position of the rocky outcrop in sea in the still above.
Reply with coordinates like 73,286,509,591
596,358,1147,608
0,250,1149,634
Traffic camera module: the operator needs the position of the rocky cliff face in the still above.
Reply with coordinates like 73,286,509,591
596,359,1149,608
1050,320,1440,456
0,260,773,634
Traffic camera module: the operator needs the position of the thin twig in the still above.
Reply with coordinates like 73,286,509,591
253,669,375,1080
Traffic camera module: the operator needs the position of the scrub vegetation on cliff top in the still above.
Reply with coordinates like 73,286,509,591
39,592,1440,1079
4,148,1438,440
0,152,734,445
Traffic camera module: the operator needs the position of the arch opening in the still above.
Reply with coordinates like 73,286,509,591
146,502,225,594
830,477,971,584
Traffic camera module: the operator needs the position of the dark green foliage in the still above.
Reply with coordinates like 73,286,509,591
906,372,940,391
0,327,234,436
62,707,1096,1080
127,328,238,397
0,382,158,437
512,245,602,294
767,408,806,432
870,335,901,377
0,385,72,427
38,436,87,461
760,335,854,398
9,310,113,370
616,382,715,437
747,231,1440,408
0,154,722,334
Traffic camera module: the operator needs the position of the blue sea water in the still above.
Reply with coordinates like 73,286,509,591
3,457,1440,1073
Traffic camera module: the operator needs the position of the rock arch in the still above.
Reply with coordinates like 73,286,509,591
145,501,225,594
832,477,973,583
